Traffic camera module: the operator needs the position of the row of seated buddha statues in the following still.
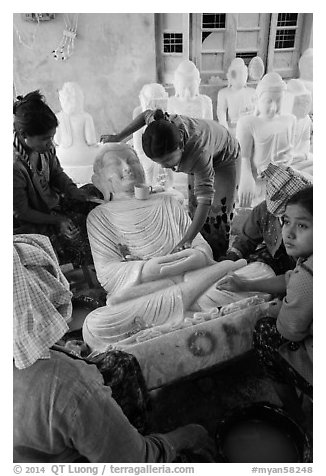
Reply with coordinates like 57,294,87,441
53,49,313,208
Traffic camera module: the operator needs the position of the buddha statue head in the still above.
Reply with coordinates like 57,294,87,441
281,79,312,120
254,72,287,118
227,58,248,89
139,83,168,112
92,143,145,201
173,60,201,98
299,48,313,82
58,81,85,115
248,56,265,82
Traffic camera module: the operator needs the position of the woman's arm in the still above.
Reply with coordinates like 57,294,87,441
100,110,148,143
172,202,211,252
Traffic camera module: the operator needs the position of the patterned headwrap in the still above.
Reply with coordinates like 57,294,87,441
261,163,312,216
13,234,73,369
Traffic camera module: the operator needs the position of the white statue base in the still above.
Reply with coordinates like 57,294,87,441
112,299,273,389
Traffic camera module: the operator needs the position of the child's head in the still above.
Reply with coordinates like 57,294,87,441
13,90,58,153
282,186,313,259
142,110,183,169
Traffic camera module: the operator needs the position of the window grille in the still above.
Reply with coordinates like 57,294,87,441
163,33,183,53
275,13,298,49
277,13,298,27
202,14,226,29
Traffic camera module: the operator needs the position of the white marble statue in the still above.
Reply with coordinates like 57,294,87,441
167,60,213,200
167,60,213,120
281,78,313,175
54,82,101,184
132,83,174,191
298,48,313,114
236,72,296,208
248,55,265,82
217,58,256,136
82,142,274,352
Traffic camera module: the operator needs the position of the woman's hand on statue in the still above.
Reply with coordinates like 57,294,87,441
57,217,79,240
100,134,120,143
216,272,248,292
171,239,192,253
238,175,256,208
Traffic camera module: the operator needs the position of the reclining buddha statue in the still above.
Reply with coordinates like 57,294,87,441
82,143,274,352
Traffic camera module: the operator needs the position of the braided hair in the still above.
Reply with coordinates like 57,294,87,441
13,90,58,137
142,109,182,160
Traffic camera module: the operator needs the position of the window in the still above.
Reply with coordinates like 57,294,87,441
163,33,183,53
275,13,298,49
202,14,226,29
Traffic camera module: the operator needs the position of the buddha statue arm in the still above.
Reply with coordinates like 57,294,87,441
216,89,228,129
203,95,214,120
84,113,98,145
236,116,256,207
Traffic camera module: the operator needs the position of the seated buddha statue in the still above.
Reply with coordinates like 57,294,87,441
54,82,101,184
167,60,213,120
281,78,313,176
132,83,174,192
298,48,313,115
82,143,274,352
217,58,256,136
236,72,296,207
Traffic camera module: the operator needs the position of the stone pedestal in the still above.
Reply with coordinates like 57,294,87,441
117,301,273,390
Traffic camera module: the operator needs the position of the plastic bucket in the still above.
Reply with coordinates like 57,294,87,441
215,403,312,463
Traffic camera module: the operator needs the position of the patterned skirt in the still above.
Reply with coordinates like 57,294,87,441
253,316,312,399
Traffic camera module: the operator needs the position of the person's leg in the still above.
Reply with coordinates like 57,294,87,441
253,316,309,422
201,156,240,259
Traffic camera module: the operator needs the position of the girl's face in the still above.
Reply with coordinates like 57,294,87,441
257,91,282,119
153,148,183,171
23,128,56,154
282,203,313,259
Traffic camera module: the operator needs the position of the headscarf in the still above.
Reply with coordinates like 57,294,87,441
13,234,72,369
261,163,313,216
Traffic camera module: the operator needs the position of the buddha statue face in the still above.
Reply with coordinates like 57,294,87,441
139,83,168,112
92,144,145,200
173,60,201,98
59,82,84,115
227,58,248,89
281,79,312,119
257,91,283,119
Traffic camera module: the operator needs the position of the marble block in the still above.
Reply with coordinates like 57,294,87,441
116,301,273,390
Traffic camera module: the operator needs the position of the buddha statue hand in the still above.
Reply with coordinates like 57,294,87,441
141,248,209,283
100,134,120,144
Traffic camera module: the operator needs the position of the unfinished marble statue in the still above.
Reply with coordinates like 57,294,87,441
236,72,296,207
298,48,313,114
132,83,173,190
217,58,256,136
54,82,100,184
167,60,213,119
248,55,265,82
167,60,213,200
281,79,313,175
82,142,274,352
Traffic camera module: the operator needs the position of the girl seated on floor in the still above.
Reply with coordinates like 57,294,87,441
217,186,313,421
13,90,101,267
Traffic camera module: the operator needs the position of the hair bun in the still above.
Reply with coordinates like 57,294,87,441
153,109,169,121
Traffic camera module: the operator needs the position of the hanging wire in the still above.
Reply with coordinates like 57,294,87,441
13,15,40,50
